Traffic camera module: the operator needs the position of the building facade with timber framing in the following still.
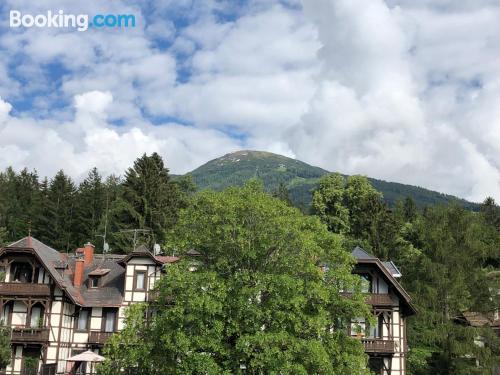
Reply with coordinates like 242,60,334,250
350,246,417,375
0,236,178,374
0,237,415,374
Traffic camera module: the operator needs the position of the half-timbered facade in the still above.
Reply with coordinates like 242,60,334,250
0,237,178,375
350,247,416,375
0,238,414,374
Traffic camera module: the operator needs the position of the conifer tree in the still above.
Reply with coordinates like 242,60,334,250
107,153,180,252
44,171,77,250
74,168,105,246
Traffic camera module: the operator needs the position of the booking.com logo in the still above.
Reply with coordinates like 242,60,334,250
9,10,136,31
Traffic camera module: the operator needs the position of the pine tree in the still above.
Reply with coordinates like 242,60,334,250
74,168,105,246
107,153,180,252
43,171,77,251
480,197,500,230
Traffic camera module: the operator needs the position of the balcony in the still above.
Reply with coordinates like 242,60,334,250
365,293,394,306
341,292,395,307
0,282,50,297
11,327,49,343
88,331,114,345
361,338,396,354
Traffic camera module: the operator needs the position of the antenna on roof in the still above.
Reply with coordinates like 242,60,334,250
119,229,150,251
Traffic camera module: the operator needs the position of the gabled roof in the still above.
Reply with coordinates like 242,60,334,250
118,245,181,266
351,246,416,316
2,237,126,307
352,246,377,260
382,261,402,278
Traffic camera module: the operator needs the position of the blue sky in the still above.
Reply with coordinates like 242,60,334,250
0,0,499,202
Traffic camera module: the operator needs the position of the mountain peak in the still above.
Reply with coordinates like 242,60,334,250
219,150,290,161
186,150,478,211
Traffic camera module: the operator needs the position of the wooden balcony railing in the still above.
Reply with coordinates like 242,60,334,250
11,327,49,343
0,282,50,297
341,292,395,306
364,293,394,306
88,331,114,345
361,338,396,354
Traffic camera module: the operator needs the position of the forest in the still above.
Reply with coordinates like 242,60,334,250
0,153,499,374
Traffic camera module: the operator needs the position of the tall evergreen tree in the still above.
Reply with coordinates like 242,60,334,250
480,197,500,231
43,171,77,251
107,153,180,252
74,168,105,246
404,205,500,374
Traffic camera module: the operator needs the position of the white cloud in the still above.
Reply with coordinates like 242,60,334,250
286,0,500,202
0,92,241,179
0,0,499,201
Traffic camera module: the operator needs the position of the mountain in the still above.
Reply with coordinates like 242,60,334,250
184,150,479,211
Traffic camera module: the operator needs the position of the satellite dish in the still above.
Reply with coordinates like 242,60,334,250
153,243,161,256
103,242,110,253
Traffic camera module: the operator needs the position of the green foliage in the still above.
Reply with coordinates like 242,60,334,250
37,170,77,251
480,197,500,231
106,153,181,252
73,168,106,247
98,304,153,374
312,173,500,374
101,185,371,374
312,173,350,234
272,182,292,206
400,205,500,374
0,325,10,369
407,347,433,375
313,174,398,259
186,150,479,211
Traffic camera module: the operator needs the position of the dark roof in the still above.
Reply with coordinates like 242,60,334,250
5,237,85,305
1,237,133,307
118,245,180,266
71,255,125,307
88,268,111,276
456,311,499,330
351,246,416,316
382,261,402,278
352,246,377,260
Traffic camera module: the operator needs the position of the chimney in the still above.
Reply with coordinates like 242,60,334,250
74,259,84,287
83,243,94,267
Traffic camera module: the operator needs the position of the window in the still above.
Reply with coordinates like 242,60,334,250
11,262,32,283
366,315,384,338
103,310,116,333
359,274,372,293
135,271,146,290
2,303,11,325
89,277,99,288
76,309,89,331
29,305,43,328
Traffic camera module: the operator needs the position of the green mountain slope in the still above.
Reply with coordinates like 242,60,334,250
185,150,479,211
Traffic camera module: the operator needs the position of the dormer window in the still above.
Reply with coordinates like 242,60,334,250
87,268,110,289
89,276,99,288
